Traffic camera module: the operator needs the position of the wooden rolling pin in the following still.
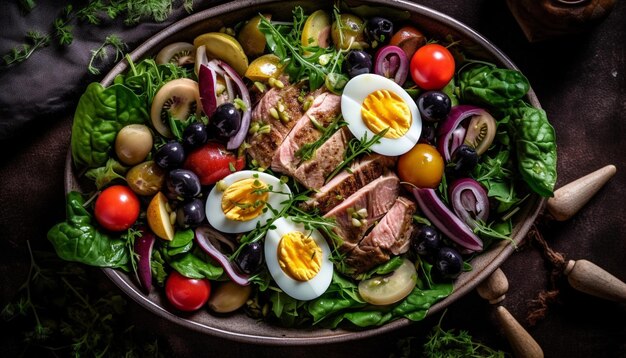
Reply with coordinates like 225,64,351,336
477,268,544,358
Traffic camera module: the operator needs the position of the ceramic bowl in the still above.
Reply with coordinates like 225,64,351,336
65,0,545,345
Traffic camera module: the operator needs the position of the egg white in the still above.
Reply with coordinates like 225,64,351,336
206,170,292,234
264,217,333,301
341,74,422,156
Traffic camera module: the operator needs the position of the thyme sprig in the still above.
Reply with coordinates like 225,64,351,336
296,115,347,161
325,127,389,182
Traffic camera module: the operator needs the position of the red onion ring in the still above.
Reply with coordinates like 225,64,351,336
437,105,490,161
374,45,409,85
195,226,250,286
215,60,251,150
449,178,490,228
411,187,483,252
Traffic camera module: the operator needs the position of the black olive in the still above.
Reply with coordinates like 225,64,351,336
176,198,206,228
344,50,373,78
434,247,463,278
236,241,263,274
417,91,451,122
166,169,201,198
366,17,393,44
419,124,437,144
411,225,442,258
182,122,208,149
448,144,479,177
210,103,241,139
154,141,185,170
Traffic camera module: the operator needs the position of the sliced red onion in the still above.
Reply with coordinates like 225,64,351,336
195,226,250,286
374,45,409,85
449,178,490,229
134,229,156,294
198,63,218,118
411,187,483,252
437,105,491,161
217,60,251,150
224,74,235,102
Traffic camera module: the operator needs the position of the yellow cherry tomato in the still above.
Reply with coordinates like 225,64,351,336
397,143,444,188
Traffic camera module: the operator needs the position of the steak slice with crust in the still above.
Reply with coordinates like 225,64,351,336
246,84,305,169
271,92,341,175
301,154,397,214
323,174,400,253
344,196,417,274
292,126,352,189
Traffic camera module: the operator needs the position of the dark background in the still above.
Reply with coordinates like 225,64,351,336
1,0,625,357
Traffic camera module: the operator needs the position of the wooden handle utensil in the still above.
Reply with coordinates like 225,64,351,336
563,259,626,302
477,268,544,358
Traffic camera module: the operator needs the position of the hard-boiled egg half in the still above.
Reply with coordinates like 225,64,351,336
206,170,291,233
264,217,333,300
341,74,422,156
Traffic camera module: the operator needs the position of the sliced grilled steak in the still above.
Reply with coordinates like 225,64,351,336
292,126,352,189
246,84,305,168
302,154,397,214
271,92,341,175
344,196,417,273
323,174,400,252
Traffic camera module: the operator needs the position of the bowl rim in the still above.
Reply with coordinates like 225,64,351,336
65,0,546,346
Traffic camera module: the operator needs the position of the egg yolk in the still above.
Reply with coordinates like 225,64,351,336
221,178,268,221
277,231,322,281
361,89,411,139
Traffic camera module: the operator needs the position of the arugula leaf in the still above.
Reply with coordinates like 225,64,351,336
296,115,347,161
258,7,345,91
325,127,389,182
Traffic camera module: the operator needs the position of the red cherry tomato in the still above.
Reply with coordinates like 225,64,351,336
94,185,140,231
165,271,211,312
183,142,245,185
410,43,455,90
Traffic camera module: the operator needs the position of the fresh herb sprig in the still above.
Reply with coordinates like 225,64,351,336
2,0,196,73
296,115,347,161
325,127,389,182
87,34,128,75
422,310,508,358
257,6,346,91
1,241,168,356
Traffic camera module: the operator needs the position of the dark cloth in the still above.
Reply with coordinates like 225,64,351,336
1,1,625,357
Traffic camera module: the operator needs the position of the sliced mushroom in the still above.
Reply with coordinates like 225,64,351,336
150,78,201,138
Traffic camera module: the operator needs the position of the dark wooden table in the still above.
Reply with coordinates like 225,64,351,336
1,1,624,357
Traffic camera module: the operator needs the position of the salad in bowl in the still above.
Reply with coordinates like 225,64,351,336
49,0,556,343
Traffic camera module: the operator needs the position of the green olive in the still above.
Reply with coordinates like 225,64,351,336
207,281,252,313
126,161,166,196
114,124,153,165
331,13,367,50
237,14,271,57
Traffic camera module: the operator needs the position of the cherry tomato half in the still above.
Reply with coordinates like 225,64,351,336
397,143,444,189
183,142,245,185
165,271,211,312
94,185,140,231
410,43,455,90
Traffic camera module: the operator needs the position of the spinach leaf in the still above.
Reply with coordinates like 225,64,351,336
169,250,223,280
459,64,529,108
70,82,148,168
503,103,557,197
47,191,129,269
269,290,308,326
167,228,194,256
357,256,403,280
